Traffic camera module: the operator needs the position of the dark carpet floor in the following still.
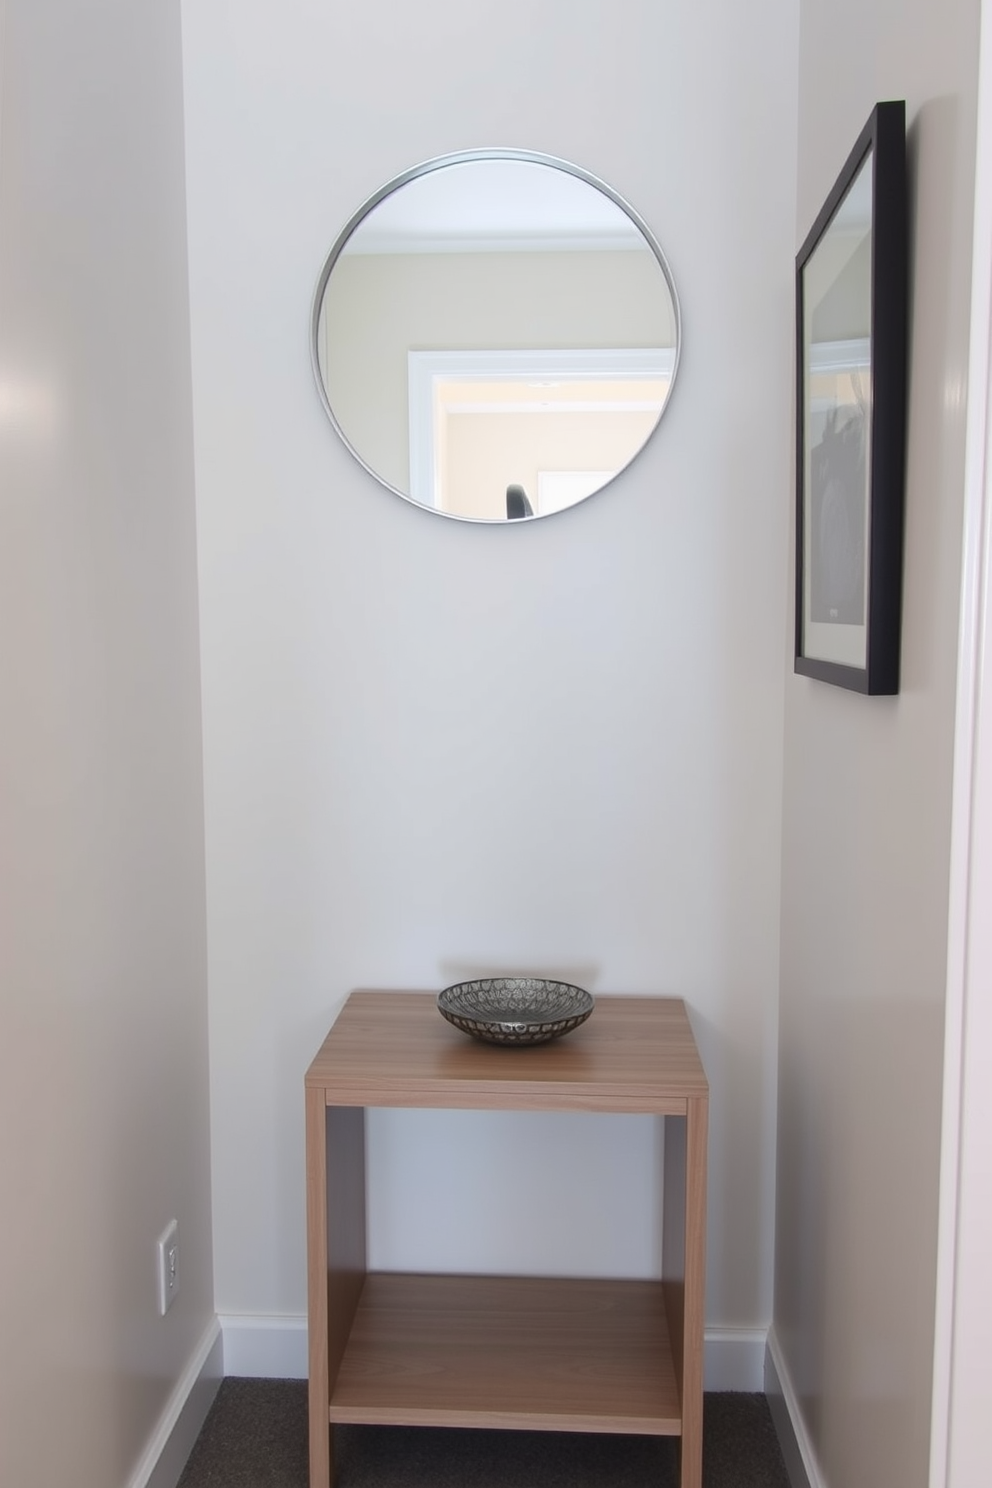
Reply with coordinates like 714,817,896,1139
177,1380,791,1488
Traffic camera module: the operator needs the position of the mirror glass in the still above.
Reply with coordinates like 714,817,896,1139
312,151,681,522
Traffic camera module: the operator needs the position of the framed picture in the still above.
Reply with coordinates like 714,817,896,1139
795,100,908,693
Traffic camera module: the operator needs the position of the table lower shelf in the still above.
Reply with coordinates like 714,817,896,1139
328,1272,681,1435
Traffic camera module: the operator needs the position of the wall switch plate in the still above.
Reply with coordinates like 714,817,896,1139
156,1220,180,1316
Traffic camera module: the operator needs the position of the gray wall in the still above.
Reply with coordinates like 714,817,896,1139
775,0,981,1484
0,3,214,1484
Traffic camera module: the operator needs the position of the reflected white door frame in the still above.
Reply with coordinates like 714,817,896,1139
407,346,675,509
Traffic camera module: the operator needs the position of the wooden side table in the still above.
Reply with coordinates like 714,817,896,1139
305,992,708,1488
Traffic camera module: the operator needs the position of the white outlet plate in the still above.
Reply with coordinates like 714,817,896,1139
156,1219,180,1316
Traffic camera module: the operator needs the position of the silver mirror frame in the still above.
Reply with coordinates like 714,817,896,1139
310,148,682,522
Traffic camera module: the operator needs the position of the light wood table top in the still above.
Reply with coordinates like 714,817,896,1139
306,990,707,1114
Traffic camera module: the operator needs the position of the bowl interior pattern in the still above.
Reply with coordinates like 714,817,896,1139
437,978,594,1045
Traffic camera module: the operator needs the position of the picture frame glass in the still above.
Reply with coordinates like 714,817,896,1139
800,150,873,669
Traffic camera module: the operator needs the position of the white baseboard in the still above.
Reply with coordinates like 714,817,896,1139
764,1327,825,1488
217,1313,767,1390
125,1316,223,1488
704,1327,768,1391
220,1313,309,1378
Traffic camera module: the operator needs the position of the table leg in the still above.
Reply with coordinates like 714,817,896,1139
663,1098,708,1488
306,1086,330,1488
307,1097,367,1488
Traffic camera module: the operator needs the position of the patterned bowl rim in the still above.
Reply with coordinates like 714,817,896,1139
437,978,595,1027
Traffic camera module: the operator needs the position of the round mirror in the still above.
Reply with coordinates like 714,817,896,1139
312,150,681,522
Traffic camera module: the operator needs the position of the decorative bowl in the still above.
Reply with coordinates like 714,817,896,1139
437,978,594,1046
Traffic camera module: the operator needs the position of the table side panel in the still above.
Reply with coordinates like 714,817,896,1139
662,1113,688,1389
326,1106,367,1386
305,1086,331,1488
677,1096,708,1488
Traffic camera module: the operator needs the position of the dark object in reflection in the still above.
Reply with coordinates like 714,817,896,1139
810,406,866,625
506,484,534,519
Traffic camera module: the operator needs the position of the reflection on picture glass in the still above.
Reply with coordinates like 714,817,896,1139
804,153,873,627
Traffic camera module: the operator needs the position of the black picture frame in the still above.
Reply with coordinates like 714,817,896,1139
795,100,908,694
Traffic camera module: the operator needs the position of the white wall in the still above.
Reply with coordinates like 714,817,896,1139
931,10,992,1479
775,0,981,1485
937,328,992,1485
940,415,992,1485
182,0,798,1331
0,3,215,1485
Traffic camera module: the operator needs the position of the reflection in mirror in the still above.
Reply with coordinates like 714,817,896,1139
312,152,681,521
